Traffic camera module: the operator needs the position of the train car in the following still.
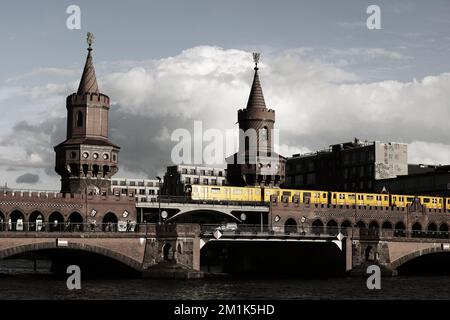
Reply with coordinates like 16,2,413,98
390,194,415,207
359,193,389,207
446,198,450,211
263,188,327,204
190,185,263,203
331,192,356,206
418,196,444,209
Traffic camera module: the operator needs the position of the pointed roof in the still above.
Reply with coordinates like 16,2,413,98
246,56,266,109
77,46,99,95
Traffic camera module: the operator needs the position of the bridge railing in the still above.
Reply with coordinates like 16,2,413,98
199,224,333,237
0,222,138,233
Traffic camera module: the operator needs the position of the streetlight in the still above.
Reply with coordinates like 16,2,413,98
156,176,162,224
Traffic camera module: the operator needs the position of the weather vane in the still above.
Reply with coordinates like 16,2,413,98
252,52,260,68
87,32,95,49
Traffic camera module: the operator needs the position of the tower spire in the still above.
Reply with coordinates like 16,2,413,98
246,52,266,109
77,32,99,95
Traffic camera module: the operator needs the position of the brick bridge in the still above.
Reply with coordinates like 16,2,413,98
1,191,450,276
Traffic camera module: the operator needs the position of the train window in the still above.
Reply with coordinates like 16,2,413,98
333,194,336,199
211,188,221,194
384,196,388,201
232,189,243,195
348,194,355,200
323,193,327,198
407,197,414,202
339,194,345,199
423,198,430,203
367,195,374,201
283,191,291,196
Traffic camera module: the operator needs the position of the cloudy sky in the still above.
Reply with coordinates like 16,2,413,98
0,0,449,190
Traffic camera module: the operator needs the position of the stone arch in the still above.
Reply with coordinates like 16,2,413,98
427,222,437,237
177,243,183,254
9,210,25,231
439,223,448,232
29,211,44,232
103,212,118,232
369,221,379,230
356,220,366,229
326,219,338,235
0,210,6,231
0,241,142,271
391,247,449,271
284,218,297,233
394,221,406,237
48,211,64,232
412,222,422,237
68,212,84,232
340,220,352,235
382,221,393,229
311,219,324,235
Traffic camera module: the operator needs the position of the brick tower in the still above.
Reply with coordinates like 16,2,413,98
54,33,120,195
226,53,285,187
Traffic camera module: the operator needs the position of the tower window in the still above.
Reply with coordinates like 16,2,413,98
262,127,269,141
76,111,83,127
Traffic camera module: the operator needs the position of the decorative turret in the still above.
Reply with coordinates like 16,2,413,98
227,53,285,187
54,33,120,195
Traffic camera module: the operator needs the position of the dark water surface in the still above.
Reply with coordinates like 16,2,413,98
0,260,449,300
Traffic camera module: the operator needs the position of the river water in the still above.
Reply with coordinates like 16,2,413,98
0,260,449,300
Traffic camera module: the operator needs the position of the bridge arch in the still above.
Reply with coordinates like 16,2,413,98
326,219,338,235
103,212,118,232
311,219,324,235
166,209,241,224
340,220,352,235
284,218,297,233
9,210,25,231
412,222,422,237
48,211,64,232
0,241,142,271
382,221,393,230
356,220,366,229
29,211,44,231
68,212,84,231
390,247,449,271
439,223,448,232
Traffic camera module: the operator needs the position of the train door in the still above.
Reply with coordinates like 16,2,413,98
303,192,311,204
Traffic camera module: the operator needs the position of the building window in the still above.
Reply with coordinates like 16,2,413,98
76,111,83,127
138,181,144,187
112,180,118,186
120,180,126,186
194,178,199,184
182,168,188,174
218,171,223,177
130,181,136,186
139,189,146,195
203,179,208,185
147,182,153,187
186,177,191,184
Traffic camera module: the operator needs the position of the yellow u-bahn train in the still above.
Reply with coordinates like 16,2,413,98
188,184,450,210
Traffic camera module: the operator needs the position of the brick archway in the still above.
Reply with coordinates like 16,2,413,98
0,241,142,271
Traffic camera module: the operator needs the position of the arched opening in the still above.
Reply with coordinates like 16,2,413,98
102,212,118,232
82,164,89,176
48,212,64,232
102,165,110,178
92,165,99,177
439,223,448,238
368,221,380,236
29,211,44,232
9,210,25,231
177,243,182,255
365,245,374,262
284,218,297,234
394,221,406,237
76,111,83,127
163,243,172,261
356,220,366,229
68,212,84,232
0,211,6,231
412,222,422,238
312,219,324,235
326,220,338,235
340,220,352,235
427,223,437,237
382,221,393,229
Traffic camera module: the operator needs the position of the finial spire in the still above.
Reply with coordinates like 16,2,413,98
246,52,266,109
253,52,260,70
87,32,95,51
77,32,99,95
